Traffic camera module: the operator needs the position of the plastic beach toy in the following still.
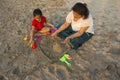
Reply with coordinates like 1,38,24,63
64,54,72,60
23,35,28,41
50,29,56,34
29,41,34,47
59,54,72,67
54,23,60,29
34,37,41,42
32,41,37,49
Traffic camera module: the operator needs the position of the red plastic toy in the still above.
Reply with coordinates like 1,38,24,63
32,41,37,49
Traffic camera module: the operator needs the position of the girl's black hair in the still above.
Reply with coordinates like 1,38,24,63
72,2,89,19
33,8,42,17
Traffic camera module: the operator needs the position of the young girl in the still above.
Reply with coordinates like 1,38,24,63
29,8,57,43
52,3,94,50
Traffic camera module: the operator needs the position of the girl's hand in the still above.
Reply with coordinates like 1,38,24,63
52,25,57,30
29,39,32,44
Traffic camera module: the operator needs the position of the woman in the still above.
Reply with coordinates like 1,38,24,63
52,2,94,50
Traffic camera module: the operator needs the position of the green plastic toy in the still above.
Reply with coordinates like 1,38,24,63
29,41,34,47
59,54,72,67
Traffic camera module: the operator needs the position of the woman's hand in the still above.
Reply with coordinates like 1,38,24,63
63,36,71,43
51,32,57,39
51,22,70,40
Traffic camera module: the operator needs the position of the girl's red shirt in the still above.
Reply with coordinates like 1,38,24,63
32,16,46,30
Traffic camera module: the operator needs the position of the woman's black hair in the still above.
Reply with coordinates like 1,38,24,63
72,2,89,19
33,8,42,17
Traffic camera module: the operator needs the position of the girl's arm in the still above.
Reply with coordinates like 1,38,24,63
46,22,57,30
29,26,34,43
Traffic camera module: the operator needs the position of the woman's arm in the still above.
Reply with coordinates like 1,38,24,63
63,26,89,43
51,21,70,39
54,21,70,34
69,27,88,38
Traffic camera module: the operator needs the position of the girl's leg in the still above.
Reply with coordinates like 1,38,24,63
70,33,93,50
34,27,50,36
40,27,50,34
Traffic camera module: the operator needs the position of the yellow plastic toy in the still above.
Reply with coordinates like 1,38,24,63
23,35,28,41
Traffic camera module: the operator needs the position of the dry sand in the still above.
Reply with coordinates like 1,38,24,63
0,0,120,80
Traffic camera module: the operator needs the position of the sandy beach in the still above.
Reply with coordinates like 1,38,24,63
0,0,120,80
